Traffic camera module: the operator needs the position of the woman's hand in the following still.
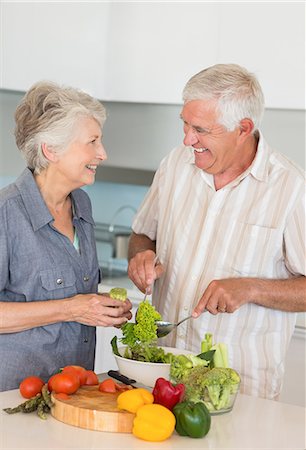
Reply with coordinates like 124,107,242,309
69,293,133,327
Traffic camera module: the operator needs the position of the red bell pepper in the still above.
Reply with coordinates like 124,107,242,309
152,377,185,411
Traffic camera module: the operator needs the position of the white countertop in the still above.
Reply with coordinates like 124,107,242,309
0,386,305,449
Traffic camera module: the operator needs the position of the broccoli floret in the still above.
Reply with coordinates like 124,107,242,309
109,287,127,301
170,354,194,383
183,366,240,411
170,354,209,383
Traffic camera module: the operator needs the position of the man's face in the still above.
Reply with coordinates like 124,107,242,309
181,99,241,175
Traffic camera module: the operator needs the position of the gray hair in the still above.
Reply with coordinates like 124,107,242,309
14,81,107,173
182,64,265,132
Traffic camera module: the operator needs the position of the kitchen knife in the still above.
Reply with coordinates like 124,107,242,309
107,370,141,388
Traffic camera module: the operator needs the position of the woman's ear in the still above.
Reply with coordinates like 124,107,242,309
41,142,58,162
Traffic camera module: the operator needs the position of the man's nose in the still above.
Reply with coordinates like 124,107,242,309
183,128,198,146
97,143,107,161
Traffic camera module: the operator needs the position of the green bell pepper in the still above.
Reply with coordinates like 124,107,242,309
173,401,211,438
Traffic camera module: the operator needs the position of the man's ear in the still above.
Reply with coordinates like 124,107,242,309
41,142,58,162
239,118,254,137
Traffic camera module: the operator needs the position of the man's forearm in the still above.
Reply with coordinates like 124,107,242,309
252,276,306,312
128,232,156,261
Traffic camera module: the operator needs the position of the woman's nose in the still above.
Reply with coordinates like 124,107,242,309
183,128,198,147
97,143,107,161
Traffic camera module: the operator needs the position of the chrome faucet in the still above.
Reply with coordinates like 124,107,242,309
107,205,137,261
108,205,137,233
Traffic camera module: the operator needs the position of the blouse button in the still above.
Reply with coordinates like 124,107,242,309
83,276,90,282
56,278,63,285
83,338,88,343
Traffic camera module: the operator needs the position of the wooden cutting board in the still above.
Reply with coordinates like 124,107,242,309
51,385,135,433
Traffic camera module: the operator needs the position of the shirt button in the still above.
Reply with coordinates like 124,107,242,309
83,276,90,282
83,338,88,343
56,278,63,285
184,306,188,311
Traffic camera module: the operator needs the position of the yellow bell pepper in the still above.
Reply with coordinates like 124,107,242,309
133,403,176,442
117,388,153,414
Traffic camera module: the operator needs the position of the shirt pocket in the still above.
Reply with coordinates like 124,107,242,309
228,222,281,277
39,265,77,299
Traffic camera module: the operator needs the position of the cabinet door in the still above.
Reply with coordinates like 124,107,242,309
216,3,305,109
1,2,110,95
104,2,219,104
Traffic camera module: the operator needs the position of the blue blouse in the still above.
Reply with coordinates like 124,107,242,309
0,168,100,391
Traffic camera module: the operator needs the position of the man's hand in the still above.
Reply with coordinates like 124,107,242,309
193,276,306,316
128,250,164,293
193,278,253,317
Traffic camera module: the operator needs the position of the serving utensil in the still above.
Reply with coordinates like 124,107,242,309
135,255,159,321
155,315,193,338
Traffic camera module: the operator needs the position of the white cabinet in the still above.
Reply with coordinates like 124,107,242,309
1,2,111,95
216,3,305,110
103,2,218,104
1,3,304,109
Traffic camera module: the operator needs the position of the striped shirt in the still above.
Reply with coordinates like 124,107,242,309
132,132,305,399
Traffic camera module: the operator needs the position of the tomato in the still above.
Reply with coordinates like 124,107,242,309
83,370,99,386
19,376,45,399
47,374,57,393
54,392,71,401
48,372,80,394
99,379,117,393
98,378,131,393
61,365,87,385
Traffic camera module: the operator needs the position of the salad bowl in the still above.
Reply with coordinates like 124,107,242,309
114,346,194,388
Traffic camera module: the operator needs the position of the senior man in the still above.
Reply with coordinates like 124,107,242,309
127,63,305,400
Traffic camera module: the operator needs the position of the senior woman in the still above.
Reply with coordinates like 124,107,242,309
0,81,132,391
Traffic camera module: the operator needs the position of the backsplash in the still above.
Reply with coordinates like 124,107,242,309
84,180,148,270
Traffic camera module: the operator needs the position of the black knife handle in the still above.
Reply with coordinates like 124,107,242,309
107,370,137,385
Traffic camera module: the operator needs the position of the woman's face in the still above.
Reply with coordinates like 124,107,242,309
54,116,107,189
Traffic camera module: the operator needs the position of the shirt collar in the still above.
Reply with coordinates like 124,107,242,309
70,189,95,225
248,130,271,182
15,168,94,231
15,168,53,231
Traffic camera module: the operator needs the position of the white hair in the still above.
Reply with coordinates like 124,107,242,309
15,81,106,173
182,64,265,132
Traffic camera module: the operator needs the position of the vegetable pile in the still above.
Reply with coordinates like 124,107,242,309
3,365,101,420
170,333,240,413
4,380,53,420
111,289,241,415
117,377,211,441
112,298,174,363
